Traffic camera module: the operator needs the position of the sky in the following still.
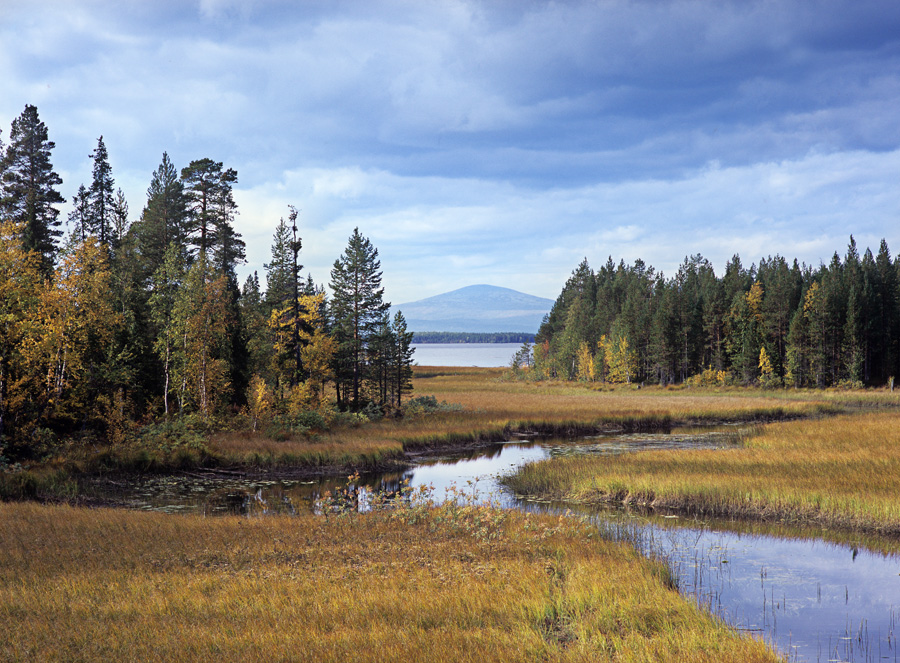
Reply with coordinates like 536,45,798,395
2,0,900,304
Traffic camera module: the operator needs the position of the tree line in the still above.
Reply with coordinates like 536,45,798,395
529,239,899,389
0,104,413,462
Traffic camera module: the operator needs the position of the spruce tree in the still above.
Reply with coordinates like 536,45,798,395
264,216,294,311
87,136,115,245
134,152,189,278
329,228,390,410
391,311,415,408
67,185,91,242
874,239,897,384
1,104,64,276
239,272,271,385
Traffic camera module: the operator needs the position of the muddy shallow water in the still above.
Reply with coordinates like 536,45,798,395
83,426,900,662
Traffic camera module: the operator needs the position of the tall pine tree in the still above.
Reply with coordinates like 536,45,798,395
87,136,115,245
329,228,389,410
1,105,64,276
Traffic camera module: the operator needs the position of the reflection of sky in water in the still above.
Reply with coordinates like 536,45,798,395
83,429,900,662
634,522,900,662
407,442,548,503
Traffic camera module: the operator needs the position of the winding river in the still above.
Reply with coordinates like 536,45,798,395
84,427,900,663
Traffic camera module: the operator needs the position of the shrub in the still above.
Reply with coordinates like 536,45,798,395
687,367,734,388
138,415,210,454
403,395,463,417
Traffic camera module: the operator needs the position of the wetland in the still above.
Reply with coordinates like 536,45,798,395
4,367,900,661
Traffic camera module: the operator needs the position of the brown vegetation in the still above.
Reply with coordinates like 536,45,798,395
506,411,900,543
0,501,779,662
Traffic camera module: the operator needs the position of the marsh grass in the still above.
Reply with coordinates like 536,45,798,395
279,368,852,461
0,501,779,662
506,411,900,543
5,367,895,497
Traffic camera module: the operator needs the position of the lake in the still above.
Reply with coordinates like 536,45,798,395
412,342,522,367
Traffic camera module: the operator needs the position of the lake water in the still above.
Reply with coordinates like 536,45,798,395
412,342,521,367
83,427,900,662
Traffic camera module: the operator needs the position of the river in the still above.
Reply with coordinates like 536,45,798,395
83,428,900,663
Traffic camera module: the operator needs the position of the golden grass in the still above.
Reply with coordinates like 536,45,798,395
0,502,778,662
507,411,900,542
200,366,870,467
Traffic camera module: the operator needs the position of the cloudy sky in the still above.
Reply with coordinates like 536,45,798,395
3,0,900,303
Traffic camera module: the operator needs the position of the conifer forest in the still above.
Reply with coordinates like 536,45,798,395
534,243,900,389
0,105,414,463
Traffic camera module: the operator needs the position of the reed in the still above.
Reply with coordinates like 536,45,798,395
5,367,895,498
506,411,900,541
275,368,848,454
0,501,779,662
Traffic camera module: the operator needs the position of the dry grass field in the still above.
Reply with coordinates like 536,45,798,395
5,368,897,660
0,501,780,662
203,366,870,467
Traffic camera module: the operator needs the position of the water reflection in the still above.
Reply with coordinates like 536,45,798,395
81,426,900,662
624,514,900,663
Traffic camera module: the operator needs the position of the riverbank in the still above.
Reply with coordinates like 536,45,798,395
0,501,780,662
3,366,895,501
505,411,900,540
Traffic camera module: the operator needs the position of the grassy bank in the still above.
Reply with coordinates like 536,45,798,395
506,411,900,541
0,502,779,662
4,366,896,498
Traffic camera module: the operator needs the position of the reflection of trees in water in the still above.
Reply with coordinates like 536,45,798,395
417,441,527,466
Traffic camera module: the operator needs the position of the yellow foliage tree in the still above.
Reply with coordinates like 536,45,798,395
38,239,119,412
0,221,44,443
599,332,637,384
747,281,764,323
575,341,594,382
246,374,272,431
1,233,121,448
269,292,335,410
758,346,779,388
174,256,231,417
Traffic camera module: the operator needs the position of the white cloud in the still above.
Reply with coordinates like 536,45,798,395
4,0,900,304
224,147,900,302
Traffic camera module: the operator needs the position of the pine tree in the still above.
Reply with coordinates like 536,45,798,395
329,228,390,410
87,136,115,245
181,158,239,263
134,152,189,278
67,185,91,242
390,311,415,408
1,105,64,276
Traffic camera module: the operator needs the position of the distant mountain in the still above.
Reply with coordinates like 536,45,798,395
392,284,553,334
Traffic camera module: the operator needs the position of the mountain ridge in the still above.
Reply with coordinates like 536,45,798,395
392,284,553,334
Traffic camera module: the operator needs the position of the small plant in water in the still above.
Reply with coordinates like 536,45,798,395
315,473,513,542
